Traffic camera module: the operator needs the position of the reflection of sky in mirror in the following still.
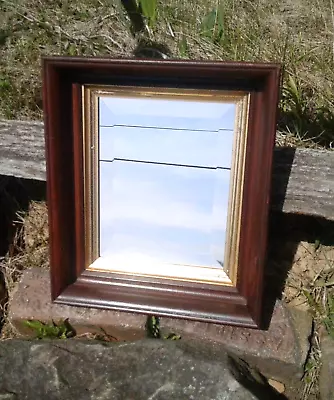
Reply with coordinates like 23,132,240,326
98,94,236,270
99,96,236,131
99,161,229,268
100,126,234,168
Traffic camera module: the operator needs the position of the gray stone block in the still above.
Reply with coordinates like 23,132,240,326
0,339,287,400
9,268,312,390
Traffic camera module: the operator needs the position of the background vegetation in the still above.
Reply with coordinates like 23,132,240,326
1,0,334,147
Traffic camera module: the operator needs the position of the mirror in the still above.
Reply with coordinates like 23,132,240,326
84,87,249,286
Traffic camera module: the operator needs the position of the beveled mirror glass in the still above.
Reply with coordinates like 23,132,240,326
83,86,249,286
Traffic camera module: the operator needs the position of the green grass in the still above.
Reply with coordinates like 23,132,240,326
23,319,76,339
1,0,334,146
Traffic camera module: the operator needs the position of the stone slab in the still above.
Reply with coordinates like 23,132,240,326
319,329,334,400
10,267,146,342
0,339,290,400
9,268,311,384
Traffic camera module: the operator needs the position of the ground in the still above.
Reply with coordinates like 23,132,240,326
0,1,334,399
1,202,333,399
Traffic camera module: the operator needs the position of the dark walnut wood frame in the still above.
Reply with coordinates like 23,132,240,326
43,56,281,329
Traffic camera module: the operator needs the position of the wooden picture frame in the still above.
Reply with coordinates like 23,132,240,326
43,56,281,328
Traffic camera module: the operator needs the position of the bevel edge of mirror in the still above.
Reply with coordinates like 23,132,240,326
82,86,99,266
81,84,250,287
223,93,250,285
88,257,233,286
84,84,248,103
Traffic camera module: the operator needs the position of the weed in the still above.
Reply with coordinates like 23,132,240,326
303,267,334,339
177,35,188,57
200,7,224,44
23,319,76,339
164,332,181,340
136,0,157,29
146,315,160,338
146,316,181,340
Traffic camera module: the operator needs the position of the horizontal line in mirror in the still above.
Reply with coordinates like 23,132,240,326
99,124,233,133
99,158,231,171
99,126,235,169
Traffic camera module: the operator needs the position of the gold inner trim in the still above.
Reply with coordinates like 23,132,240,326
82,85,250,287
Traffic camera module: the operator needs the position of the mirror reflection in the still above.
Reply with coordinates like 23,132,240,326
97,95,236,273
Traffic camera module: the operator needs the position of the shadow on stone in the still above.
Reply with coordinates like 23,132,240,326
0,175,46,257
271,147,296,213
227,353,288,399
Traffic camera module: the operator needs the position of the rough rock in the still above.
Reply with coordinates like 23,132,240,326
9,268,312,388
160,302,311,384
0,339,286,400
9,268,146,342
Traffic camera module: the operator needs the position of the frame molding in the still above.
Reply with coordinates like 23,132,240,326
43,57,281,328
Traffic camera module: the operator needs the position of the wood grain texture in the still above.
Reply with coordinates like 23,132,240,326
271,147,334,219
0,119,45,180
1,119,333,220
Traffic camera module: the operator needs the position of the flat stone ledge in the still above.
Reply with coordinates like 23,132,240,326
9,268,312,384
0,339,277,400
